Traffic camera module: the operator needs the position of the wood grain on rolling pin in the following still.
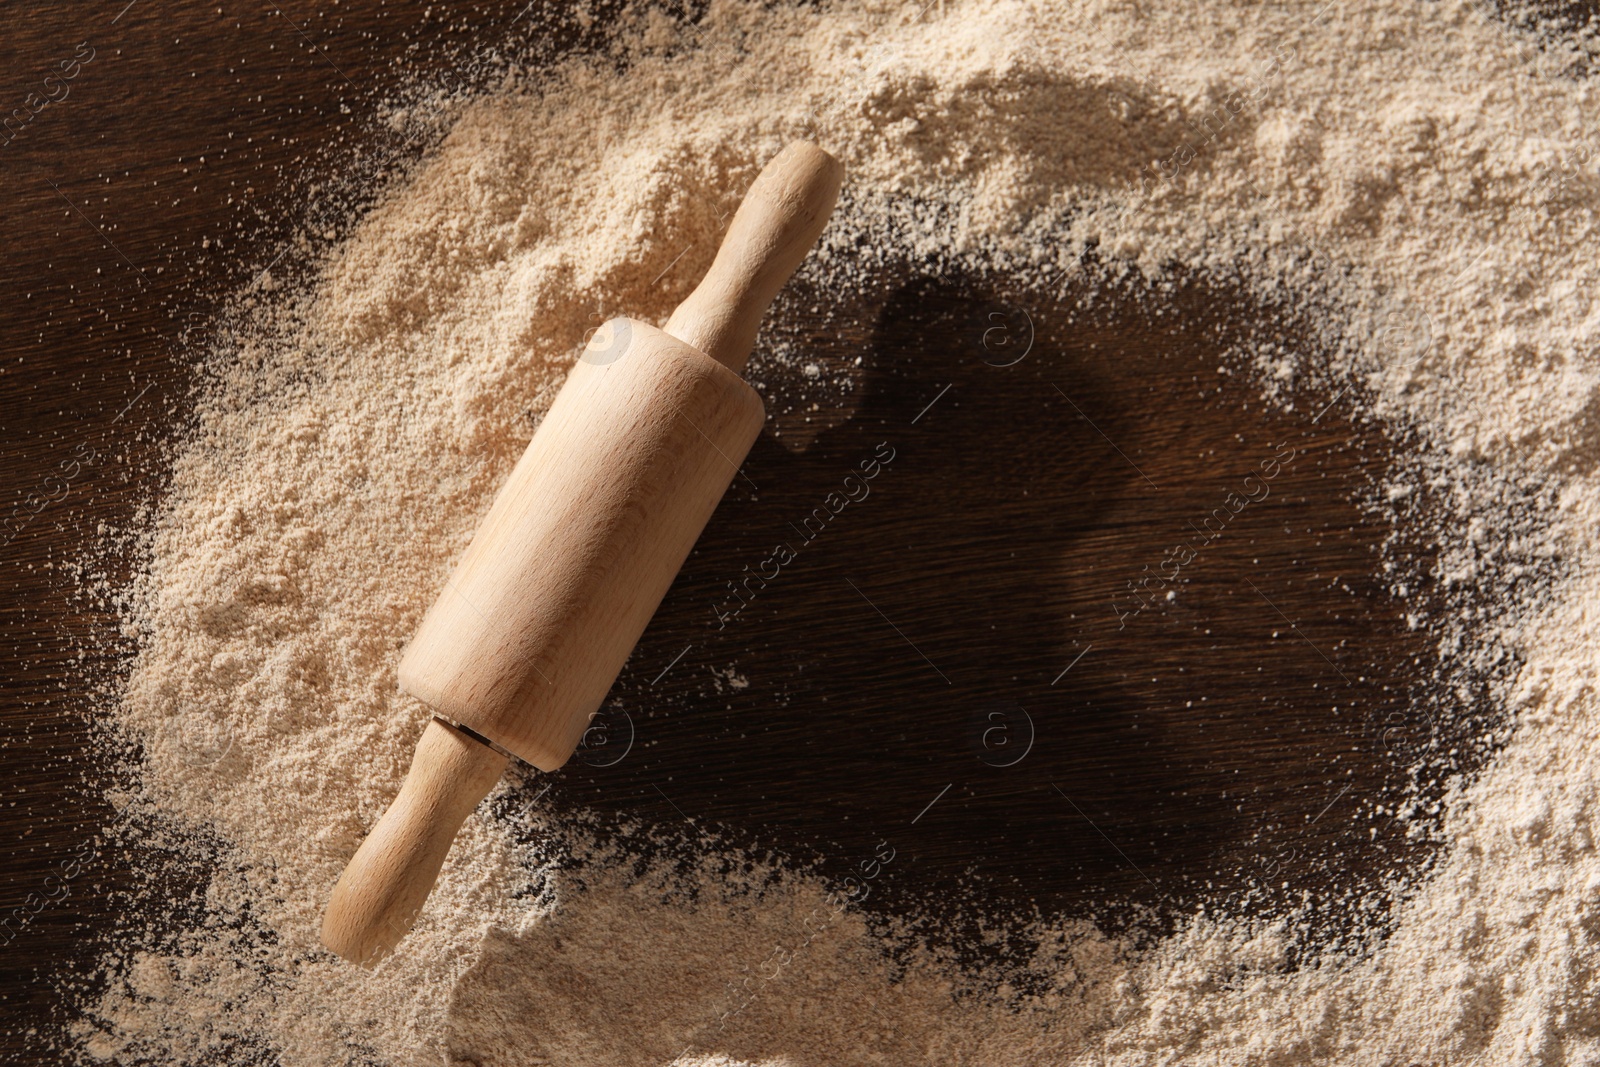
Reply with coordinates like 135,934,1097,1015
399,321,766,771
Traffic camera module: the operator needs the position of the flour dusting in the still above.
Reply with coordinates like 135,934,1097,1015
69,0,1600,1063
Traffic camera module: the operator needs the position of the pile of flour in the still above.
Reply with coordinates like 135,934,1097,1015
69,0,1600,1063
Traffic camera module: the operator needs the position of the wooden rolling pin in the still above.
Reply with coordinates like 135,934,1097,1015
321,142,844,965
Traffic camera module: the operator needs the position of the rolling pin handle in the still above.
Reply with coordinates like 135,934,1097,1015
320,717,509,965
664,141,844,374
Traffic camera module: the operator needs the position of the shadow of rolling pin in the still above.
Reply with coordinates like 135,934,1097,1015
321,141,845,966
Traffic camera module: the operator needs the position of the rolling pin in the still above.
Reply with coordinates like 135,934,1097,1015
321,142,844,965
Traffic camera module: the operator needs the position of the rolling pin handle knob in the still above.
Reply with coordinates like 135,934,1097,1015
320,717,509,965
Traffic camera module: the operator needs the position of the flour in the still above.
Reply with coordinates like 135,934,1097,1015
66,0,1600,1063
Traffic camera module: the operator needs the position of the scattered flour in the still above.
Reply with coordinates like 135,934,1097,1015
68,0,1600,1063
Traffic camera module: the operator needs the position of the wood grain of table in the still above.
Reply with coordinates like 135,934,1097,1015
1,1,1589,1062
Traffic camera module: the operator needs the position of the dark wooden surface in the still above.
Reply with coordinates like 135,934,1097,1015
0,1,1588,1062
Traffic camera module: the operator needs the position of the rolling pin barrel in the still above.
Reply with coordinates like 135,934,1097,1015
321,142,844,965
398,318,767,769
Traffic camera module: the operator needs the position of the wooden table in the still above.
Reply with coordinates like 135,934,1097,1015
1,1,1587,1060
